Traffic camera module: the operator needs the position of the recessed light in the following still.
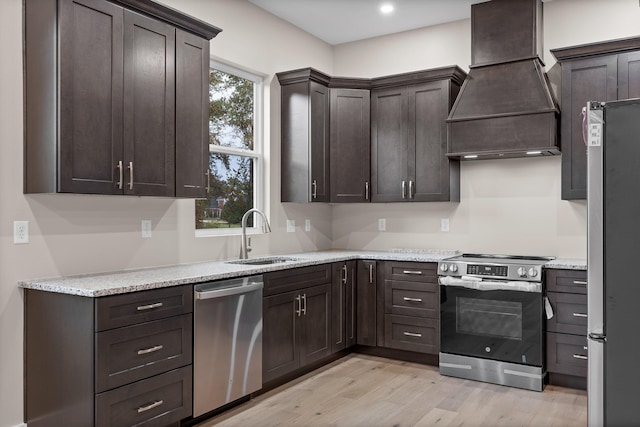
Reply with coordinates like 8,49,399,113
380,3,394,14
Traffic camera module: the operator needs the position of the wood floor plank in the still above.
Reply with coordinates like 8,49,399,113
198,354,587,427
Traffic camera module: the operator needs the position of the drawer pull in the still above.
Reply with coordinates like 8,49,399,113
137,302,163,311
137,399,164,413
572,313,588,318
403,331,422,338
573,280,588,285
403,297,423,303
573,354,588,360
402,270,422,275
137,345,163,356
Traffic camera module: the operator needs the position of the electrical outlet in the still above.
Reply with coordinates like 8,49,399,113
286,219,296,233
141,220,152,238
441,218,450,232
14,221,29,244
305,219,311,232
378,218,386,231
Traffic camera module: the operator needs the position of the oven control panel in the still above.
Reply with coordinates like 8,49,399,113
438,260,544,282
467,264,508,277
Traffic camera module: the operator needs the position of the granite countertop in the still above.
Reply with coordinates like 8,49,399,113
18,249,587,297
18,249,460,297
544,258,587,271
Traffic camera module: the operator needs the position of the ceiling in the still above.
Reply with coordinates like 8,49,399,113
248,0,487,45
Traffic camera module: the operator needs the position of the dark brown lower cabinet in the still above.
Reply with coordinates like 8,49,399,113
332,261,356,352
545,268,588,389
356,260,377,346
25,286,194,427
380,261,440,354
262,281,332,384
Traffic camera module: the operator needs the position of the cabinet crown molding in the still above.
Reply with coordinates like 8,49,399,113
551,36,640,62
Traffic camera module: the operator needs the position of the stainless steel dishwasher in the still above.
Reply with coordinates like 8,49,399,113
193,275,263,417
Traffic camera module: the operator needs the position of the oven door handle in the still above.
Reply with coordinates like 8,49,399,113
438,276,542,293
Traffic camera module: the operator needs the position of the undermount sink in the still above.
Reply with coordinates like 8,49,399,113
226,256,301,266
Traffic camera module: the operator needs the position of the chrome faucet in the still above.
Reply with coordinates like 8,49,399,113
240,208,271,259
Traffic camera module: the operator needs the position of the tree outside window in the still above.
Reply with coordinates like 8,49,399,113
196,66,261,230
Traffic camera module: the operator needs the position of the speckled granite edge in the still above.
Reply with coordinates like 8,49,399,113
19,249,586,297
545,258,587,270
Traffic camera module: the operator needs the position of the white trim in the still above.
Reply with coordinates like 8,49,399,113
196,60,265,237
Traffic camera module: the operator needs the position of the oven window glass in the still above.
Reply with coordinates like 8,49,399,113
456,297,523,340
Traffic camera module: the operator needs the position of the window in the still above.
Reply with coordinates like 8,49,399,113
195,62,263,234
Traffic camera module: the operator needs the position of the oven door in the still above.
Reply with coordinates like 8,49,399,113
440,279,543,367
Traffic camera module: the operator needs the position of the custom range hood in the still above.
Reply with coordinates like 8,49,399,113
447,0,559,160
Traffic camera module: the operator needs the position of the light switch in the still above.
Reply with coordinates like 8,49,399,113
287,219,296,233
441,218,450,232
305,219,311,232
378,218,386,231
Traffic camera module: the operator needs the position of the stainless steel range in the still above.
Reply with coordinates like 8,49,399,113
438,254,553,391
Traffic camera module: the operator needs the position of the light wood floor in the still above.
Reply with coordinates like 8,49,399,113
197,354,587,427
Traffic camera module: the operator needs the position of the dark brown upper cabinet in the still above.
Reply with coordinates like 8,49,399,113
278,69,331,202
24,0,220,197
551,36,640,200
277,66,465,204
330,84,371,203
371,68,465,202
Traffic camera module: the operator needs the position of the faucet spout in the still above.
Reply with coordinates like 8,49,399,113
240,208,271,259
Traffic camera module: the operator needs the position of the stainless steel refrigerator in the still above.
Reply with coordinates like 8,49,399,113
587,99,640,426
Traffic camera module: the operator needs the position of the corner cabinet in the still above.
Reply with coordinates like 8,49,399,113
551,37,640,200
24,0,220,197
277,66,466,204
370,68,465,202
277,69,331,202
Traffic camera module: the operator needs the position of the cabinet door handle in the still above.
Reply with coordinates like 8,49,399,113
301,293,307,315
573,354,588,360
137,345,163,356
295,294,301,317
312,180,317,199
403,331,422,338
342,264,348,285
403,297,423,303
128,161,134,190
137,399,164,413
573,280,588,285
402,270,422,275
401,180,407,199
573,313,588,318
365,181,370,200
409,180,414,199
369,264,374,284
116,161,123,190
136,302,163,311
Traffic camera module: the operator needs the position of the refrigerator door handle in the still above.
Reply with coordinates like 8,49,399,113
588,332,607,343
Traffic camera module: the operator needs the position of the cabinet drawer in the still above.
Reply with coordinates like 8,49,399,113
96,285,193,331
384,261,437,283
547,332,588,378
547,292,587,335
384,314,439,354
96,314,192,392
264,264,332,296
546,269,587,294
95,365,192,427
384,280,438,318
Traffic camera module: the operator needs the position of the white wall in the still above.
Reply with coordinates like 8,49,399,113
2,0,640,425
330,0,640,258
